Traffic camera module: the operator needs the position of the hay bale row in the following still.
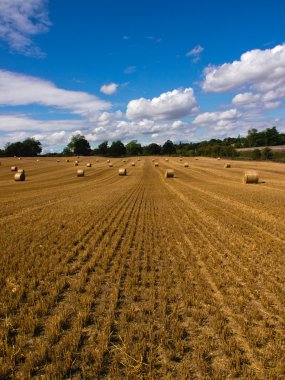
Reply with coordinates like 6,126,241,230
165,169,174,178
14,172,25,181
118,168,127,176
77,169,84,177
243,170,259,184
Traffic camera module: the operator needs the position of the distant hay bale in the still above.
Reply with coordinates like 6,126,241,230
86,163,92,167
131,162,135,166
17,169,25,173
195,158,199,160
14,172,25,181
137,158,141,161
118,168,127,176
154,162,159,167
11,166,17,171
107,159,110,163
75,160,79,164
77,169,84,177
243,170,259,184
224,163,231,168
18,158,21,160
66,159,70,162
123,159,126,162
74,162,78,166
179,158,182,161
152,159,155,162
165,169,174,178
57,160,60,162
217,157,221,160
184,163,189,167
109,163,113,167
165,158,169,161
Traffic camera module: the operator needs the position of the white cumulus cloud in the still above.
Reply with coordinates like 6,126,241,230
0,70,111,117
100,83,119,95
0,0,50,56
126,88,198,121
203,43,285,93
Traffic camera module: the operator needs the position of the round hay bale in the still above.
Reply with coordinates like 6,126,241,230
17,169,25,173
165,169,174,178
11,166,17,171
74,162,79,166
18,158,21,160
57,160,60,162
165,158,169,161
243,170,259,184
179,158,183,161
109,163,113,167
118,168,127,176
107,159,110,163
137,158,141,161
66,159,70,162
184,163,189,167
14,172,25,181
152,159,155,162
123,159,126,163
195,158,199,160
154,162,159,167
131,162,135,166
217,157,221,160
86,163,92,167
224,163,231,168
77,169,84,177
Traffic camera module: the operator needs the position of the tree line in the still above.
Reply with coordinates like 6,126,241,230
1,126,285,159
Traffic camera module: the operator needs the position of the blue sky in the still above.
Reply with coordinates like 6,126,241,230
0,0,285,152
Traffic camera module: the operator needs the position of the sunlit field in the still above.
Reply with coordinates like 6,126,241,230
1,156,285,378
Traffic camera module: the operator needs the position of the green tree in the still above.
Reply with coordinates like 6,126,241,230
4,138,42,156
162,140,176,155
98,141,109,155
67,134,91,156
126,140,143,156
143,143,161,155
108,140,126,156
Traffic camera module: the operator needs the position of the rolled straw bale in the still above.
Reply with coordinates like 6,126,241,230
184,163,189,167
154,162,159,167
243,170,259,184
57,160,60,162
165,158,169,161
165,169,174,178
18,158,21,160
118,168,127,176
11,166,17,171
195,158,199,160
131,162,135,166
217,157,221,160
17,169,25,173
75,160,79,164
224,163,231,168
86,163,92,167
107,159,110,163
74,162,79,166
66,159,70,162
77,169,84,177
109,163,113,167
152,159,155,162
179,158,183,161
123,159,126,162
14,172,25,181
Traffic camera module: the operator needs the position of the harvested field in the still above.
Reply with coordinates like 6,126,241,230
0,156,285,379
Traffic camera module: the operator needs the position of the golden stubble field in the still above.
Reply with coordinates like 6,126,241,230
0,156,285,379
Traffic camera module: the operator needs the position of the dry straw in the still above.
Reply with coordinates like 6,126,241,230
14,172,25,181
11,166,17,171
118,168,127,176
243,170,259,184
165,169,174,178
86,163,92,167
224,163,231,168
77,169,84,177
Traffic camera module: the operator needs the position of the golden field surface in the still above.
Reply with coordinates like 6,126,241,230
0,156,285,379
